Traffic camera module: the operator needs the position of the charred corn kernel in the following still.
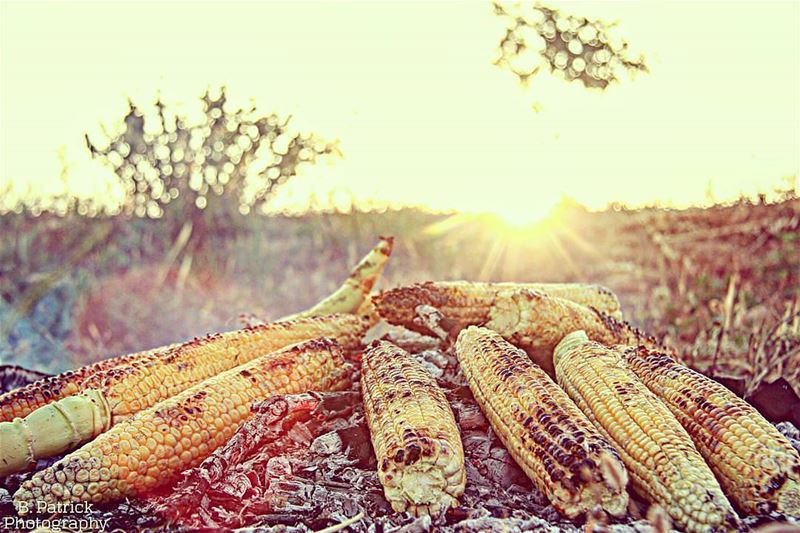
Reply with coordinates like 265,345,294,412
454,326,629,518
279,236,394,321
485,289,672,375
0,344,178,423
13,337,350,510
361,341,465,516
623,345,800,517
374,280,622,332
0,314,370,476
554,331,741,533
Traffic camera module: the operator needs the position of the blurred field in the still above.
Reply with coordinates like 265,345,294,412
1,197,798,409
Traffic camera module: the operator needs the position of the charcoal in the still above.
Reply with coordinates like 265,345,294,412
777,421,800,454
750,379,799,421
460,430,492,457
418,349,451,369
387,514,433,532
419,359,444,379
220,470,252,498
287,423,315,446
338,424,376,467
484,456,529,488
451,515,565,532
608,521,655,532
267,457,293,478
0,364,51,394
311,431,344,456
380,327,441,354
453,403,487,430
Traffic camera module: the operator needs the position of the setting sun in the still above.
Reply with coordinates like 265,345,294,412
494,197,561,228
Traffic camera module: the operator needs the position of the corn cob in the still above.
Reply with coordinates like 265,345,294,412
279,236,394,321
553,331,741,533
13,337,350,511
374,280,622,332
623,345,800,517
361,340,465,516
0,343,179,424
0,314,370,476
454,326,629,518
484,289,672,375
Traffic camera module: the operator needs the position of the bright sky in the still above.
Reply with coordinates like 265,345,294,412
1,1,798,222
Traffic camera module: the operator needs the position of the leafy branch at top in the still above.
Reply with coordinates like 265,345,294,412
493,2,647,90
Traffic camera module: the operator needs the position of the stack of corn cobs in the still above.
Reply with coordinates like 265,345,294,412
1,237,798,533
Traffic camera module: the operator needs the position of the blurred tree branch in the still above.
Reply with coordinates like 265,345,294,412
493,2,647,90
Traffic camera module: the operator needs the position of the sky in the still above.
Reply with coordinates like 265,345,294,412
1,1,798,222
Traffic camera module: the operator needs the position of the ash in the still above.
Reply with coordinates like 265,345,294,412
1,334,798,532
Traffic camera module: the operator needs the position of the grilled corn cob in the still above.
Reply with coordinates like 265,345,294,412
485,289,672,375
374,280,622,332
623,345,800,517
0,344,178,423
553,331,741,533
279,236,394,321
0,314,370,476
361,340,465,516
13,337,350,511
454,326,629,518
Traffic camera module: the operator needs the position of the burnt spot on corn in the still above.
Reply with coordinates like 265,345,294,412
1,353,157,420
240,368,260,384
190,390,208,402
765,473,788,495
405,443,423,464
374,282,492,333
